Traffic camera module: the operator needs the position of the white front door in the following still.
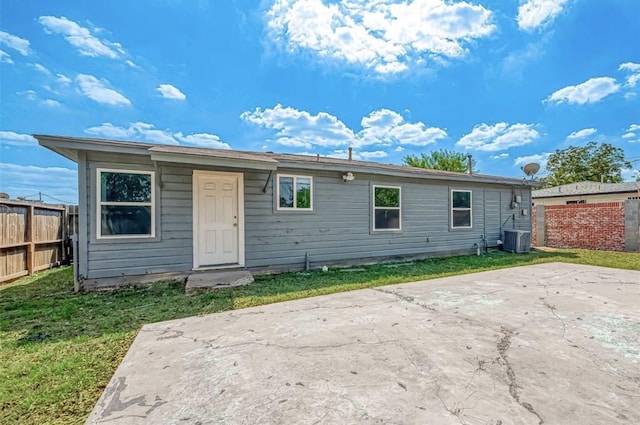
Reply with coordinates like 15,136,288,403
194,172,241,267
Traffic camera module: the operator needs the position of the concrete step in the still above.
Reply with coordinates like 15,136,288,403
185,270,254,295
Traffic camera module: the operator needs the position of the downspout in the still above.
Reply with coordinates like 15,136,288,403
472,242,480,256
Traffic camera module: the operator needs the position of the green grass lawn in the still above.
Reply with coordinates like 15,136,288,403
1,248,639,424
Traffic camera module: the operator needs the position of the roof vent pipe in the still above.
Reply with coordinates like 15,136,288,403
348,147,353,161
467,154,473,175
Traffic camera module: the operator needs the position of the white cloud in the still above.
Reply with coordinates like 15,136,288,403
619,62,640,88
491,153,509,159
545,77,620,105
0,49,14,64
32,63,49,74
175,133,230,149
265,0,495,75
56,73,72,85
84,122,132,139
241,104,446,150
17,90,62,107
84,122,231,149
241,104,355,149
0,30,31,56
156,84,186,100
326,149,387,160
357,109,447,147
514,153,551,174
456,123,540,152
358,150,388,159
619,62,640,72
623,124,640,144
127,122,177,145
627,74,640,88
86,122,175,144
0,131,38,147
0,163,78,204
41,99,61,107
566,128,597,139
18,89,38,101
39,16,125,59
517,0,569,31
394,146,404,152
76,74,131,106
326,150,351,159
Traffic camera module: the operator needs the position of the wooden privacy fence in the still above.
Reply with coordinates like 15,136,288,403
0,200,77,282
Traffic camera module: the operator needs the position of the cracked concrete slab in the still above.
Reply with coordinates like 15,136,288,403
86,263,640,425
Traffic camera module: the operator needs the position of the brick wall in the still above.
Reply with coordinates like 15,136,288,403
538,202,626,251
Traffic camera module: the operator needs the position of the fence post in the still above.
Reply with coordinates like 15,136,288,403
625,199,640,252
72,234,80,292
536,205,546,247
26,205,35,275
62,206,68,263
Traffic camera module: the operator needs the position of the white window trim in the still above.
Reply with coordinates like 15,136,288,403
451,189,472,229
372,185,402,231
97,168,156,239
276,174,314,211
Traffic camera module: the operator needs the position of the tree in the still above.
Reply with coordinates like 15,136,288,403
403,149,477,173
544,141,631,186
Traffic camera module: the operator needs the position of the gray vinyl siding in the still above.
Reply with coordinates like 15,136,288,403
82,152,533,279
85,152,194,279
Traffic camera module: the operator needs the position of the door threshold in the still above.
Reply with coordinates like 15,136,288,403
192,264,245,272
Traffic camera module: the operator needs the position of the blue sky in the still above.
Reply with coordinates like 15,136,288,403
1,0,639,204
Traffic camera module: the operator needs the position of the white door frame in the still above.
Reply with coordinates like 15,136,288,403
192,170,245,269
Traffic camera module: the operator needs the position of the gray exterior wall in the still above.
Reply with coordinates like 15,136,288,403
81,152,532,279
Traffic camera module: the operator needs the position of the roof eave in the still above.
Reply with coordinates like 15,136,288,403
149,150,278,171
533,189,640,198
277,160,537,187
35,134,151,163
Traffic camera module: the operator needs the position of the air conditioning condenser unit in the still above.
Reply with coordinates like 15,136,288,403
502,229,531,253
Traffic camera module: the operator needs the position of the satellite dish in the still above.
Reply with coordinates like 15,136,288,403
522,162,540,179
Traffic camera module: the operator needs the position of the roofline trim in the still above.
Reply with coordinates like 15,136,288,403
149,151,278,171
533,189,640,198
277,160,539,187
34,134,538,187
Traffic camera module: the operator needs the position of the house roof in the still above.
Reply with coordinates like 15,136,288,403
532,181,640,198
34,134,540,187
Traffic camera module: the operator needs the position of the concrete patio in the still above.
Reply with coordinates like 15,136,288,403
87,262,640,424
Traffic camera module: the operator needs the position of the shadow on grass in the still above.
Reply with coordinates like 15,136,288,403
0,250,576,347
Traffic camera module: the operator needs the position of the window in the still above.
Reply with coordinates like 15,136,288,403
277,175,313,210
373,185,401,231
451,190,472,228
97,169,155,238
